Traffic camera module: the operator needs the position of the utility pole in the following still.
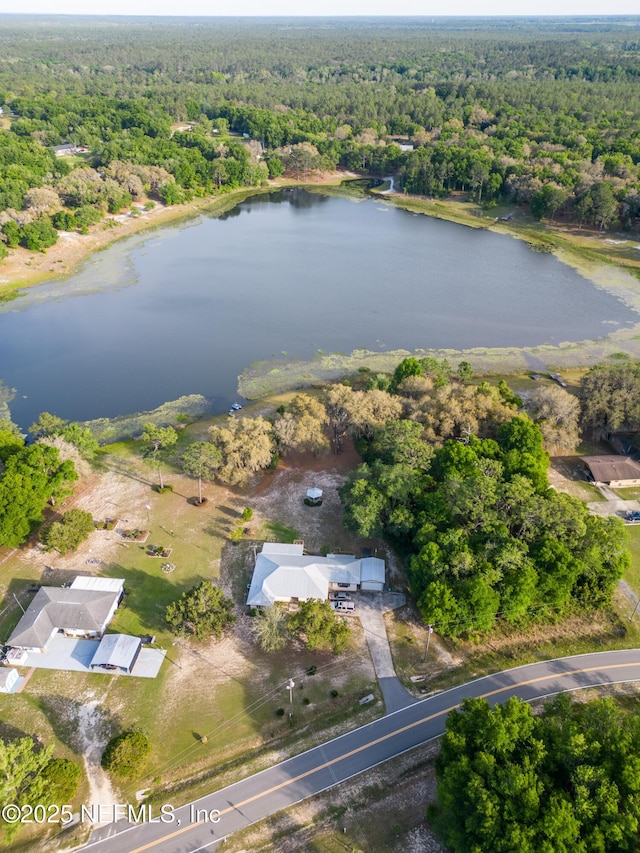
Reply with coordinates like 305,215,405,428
287,678,295,705
422,624,433,662
630,599,640,622
13,593,25,614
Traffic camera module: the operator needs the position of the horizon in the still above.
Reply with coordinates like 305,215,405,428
4,5,640,18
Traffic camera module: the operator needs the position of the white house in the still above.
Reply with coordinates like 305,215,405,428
246,543,385,608
7,578,124,653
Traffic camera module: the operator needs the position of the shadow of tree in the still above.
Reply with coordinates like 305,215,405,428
103,565,206,635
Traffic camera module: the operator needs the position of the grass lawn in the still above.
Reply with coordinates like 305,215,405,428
624,525,640,596
613,487,640,501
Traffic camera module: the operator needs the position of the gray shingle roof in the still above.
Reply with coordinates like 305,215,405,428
7,586,121,650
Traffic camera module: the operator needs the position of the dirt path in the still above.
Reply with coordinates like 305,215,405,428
76,696,119,821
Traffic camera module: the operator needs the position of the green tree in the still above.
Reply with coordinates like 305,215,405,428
20,217,58,252
370,420,433,470
456,360,474,383
29,412,67,440
2,221,20,249
391,357,423,391
588,181,618,231
180,441,222,503
252,604,290,652
432,695,640,853
0,737,54,839
165,581,235,640
0,424,24,463
101,728,151,779
0,444,76,547
289,599,350,654
141,422,178,490
41,508,94,554
40,758,81,803
29,413,98,458
530,183,569,222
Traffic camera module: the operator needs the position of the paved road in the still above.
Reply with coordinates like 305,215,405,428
78,649,640,853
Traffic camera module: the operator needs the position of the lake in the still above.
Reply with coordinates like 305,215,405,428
0,188,637,430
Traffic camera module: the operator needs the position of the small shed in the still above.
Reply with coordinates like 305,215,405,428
91,634,141,674
306,487,323,505
0,668,20,693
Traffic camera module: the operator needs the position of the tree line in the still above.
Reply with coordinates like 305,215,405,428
432,694,640,853
1,17,640,258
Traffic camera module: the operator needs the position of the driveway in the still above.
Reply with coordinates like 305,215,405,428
356,591,416,713
14,633,166,678
587,482,640,517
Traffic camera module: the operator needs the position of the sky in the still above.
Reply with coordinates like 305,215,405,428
8,2,640,17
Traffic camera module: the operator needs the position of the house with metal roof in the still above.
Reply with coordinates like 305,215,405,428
246,543,385,608
7,579,124,653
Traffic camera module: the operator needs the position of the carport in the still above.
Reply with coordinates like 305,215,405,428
91,634,142,674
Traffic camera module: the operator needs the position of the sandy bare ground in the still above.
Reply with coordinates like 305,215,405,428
75,696,119,822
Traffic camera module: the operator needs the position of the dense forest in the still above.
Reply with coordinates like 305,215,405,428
338,359,629,637
0,15,640,255
432,694,640,852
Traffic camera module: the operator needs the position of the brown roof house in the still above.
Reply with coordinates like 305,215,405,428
581,456,640,488
7,579,124,654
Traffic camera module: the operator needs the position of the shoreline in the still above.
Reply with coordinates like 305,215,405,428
2,173,639,299
3,175,640,427
0,173,350,297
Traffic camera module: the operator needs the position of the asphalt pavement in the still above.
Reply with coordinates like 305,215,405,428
76,649,640,853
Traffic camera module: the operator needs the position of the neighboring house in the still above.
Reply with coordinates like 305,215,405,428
246,542,385,608
581,455,640,488
52,143,77,156
7,578,124,653
91,634,141,674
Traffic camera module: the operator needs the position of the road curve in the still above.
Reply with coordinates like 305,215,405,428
77,649,640,853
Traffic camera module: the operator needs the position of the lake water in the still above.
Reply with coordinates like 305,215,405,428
0,188,637,429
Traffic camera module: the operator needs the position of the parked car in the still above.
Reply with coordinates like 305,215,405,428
330,591,351,601
332,600,355,613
